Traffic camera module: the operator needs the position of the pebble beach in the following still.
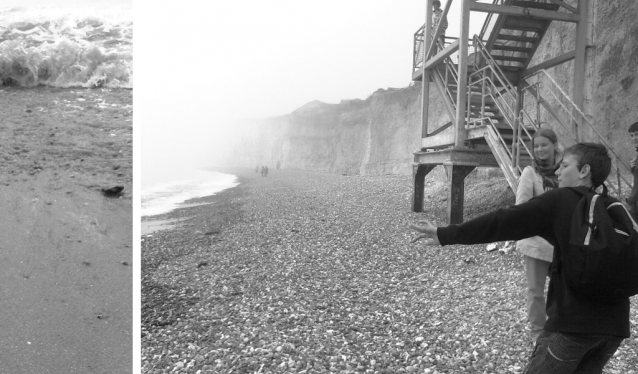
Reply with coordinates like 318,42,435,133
141,168,638,374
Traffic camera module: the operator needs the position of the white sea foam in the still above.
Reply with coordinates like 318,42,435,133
141,170,238,217
0,5,132,88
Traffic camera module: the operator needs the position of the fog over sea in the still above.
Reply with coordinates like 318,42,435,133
0,5,132,88
141,168,238,217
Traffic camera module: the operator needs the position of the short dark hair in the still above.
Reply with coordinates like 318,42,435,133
563,143,611,187
628,122,638,133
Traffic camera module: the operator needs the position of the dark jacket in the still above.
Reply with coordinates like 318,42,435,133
437,187,630,338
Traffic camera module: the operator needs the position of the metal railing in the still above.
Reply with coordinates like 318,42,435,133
467,35,537,175
413,27,461,75
477,0,511,41
521,69,634,197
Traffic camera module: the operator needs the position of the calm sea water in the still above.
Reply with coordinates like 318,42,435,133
141,169,238,217
0,5,132,88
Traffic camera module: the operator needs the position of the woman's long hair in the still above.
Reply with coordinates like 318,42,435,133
532,128,561,190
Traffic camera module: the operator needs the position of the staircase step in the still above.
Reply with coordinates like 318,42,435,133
490,55,528,63
468,113,504,120
496,34,538,43
510,0,561,11
491,45,533,53
503,17,546,32
469,97,496,105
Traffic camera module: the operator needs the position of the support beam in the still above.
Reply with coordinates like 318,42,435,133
548,0,578,13
572,0,589,141
444,164,476,224
412,164,436,212
522,82,576,140
524,50,576,77
469,2,580,23
422,40,459,71
455,0,470,148
512,83,524,170
421,0,433,138
431,71,458,125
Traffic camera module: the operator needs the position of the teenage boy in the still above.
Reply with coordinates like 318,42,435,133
627,122,638,220
410,143,628,374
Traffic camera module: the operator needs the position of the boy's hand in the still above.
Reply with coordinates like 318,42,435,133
409,221,441,245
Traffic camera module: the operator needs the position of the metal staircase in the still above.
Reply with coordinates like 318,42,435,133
411,0,633,221
416,0,633,197
480,0,561,82
421,35,538,192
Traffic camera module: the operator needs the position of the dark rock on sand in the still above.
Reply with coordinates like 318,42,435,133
101,185,124,197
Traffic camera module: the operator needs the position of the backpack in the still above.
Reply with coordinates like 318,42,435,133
561,185,638,304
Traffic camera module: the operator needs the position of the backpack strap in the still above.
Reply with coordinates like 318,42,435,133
551,186,595,274
584,194,599,245
609,201,638,234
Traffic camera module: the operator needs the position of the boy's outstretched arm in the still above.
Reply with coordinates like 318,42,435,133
409,221,440,245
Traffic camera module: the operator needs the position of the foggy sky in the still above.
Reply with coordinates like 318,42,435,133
135,1,486,184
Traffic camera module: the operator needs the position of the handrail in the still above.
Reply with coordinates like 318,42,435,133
468,66,517,124
468,34,533,172
413,24,425,73
472,36,517,93
478,0,508,41
522,69,634,196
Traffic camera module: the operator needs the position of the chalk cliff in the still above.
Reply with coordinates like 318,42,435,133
217,1,638,175
220,86,448,175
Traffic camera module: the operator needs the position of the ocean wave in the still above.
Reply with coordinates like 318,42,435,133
0,6,132,88
142,171,239,217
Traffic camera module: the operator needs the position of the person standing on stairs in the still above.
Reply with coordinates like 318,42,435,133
432,1,448,51
515,128,562,343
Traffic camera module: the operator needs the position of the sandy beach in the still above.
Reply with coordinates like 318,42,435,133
1,86,132,374
141,168,637,373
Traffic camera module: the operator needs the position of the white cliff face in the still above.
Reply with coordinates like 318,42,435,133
219,2,638,175
217,84,448,175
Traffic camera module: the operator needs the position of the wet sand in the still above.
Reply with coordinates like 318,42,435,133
0,86,132,374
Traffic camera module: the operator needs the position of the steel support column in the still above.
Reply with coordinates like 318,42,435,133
421,0,434,138
572,0,589,141
444,164,476,224
455,0,471,147
412,164,436,212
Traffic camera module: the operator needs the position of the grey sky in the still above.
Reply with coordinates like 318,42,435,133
135,0,486,184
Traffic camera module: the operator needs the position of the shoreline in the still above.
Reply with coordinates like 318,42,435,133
140,167,253,235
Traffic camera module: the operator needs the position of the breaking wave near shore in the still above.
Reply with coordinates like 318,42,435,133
142,170,238,217
0,6,132,88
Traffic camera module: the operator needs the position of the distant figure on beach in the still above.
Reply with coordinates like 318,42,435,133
255,166,259,173
627,122,638,220
432,0,448,50
276,161,281,170
514,128,562,343
264,166,269,177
